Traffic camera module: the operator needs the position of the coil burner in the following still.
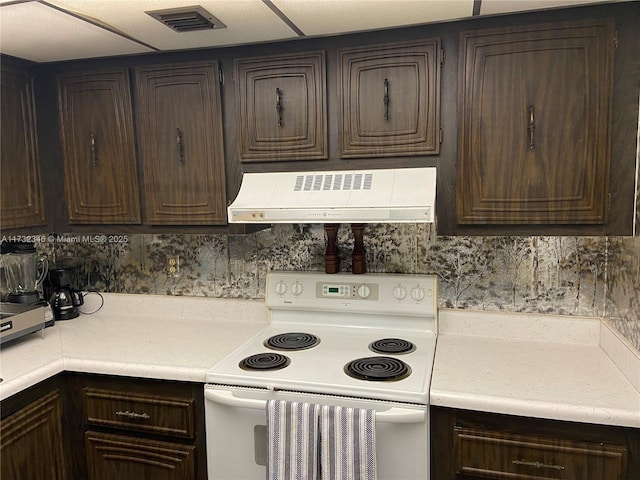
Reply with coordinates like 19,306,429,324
344,356,411,382
264,332,320,351
239,353,290,371
369,338,416,355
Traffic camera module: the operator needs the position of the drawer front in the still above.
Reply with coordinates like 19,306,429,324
84,388,195,439
454,427,626,480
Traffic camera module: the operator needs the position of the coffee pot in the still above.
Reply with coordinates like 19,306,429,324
48,267,84,320
1,242,48,304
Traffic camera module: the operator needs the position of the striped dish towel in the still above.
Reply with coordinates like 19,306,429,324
319,405,377,480
267,399,321,480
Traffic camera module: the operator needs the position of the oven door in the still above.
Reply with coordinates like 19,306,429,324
204,384,429,480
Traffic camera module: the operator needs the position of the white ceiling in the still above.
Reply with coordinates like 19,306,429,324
0,0,620,63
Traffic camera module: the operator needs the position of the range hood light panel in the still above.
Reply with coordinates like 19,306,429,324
227,167,437,224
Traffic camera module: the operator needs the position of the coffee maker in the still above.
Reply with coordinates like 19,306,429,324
47,266,84,320
1,241,48,304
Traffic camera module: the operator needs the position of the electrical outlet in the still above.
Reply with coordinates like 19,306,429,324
168,256,180,276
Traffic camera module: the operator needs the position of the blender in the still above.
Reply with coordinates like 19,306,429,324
1,241,48,304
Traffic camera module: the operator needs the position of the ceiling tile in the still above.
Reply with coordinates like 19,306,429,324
45,0,300,50
271,0,475,36
0,2,153,62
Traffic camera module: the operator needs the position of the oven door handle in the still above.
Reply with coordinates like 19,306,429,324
204,389,426,424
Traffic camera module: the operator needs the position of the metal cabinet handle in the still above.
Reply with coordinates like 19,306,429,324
276,88,283,127
90,132,98,165
204,389,425,424
527,105,535,149
176,128,185,164
512,459,565,471
115,410,151,420
383,78,390,121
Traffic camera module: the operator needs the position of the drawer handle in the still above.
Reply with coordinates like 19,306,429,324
176,128,185,164
527,105,535,150
276,88,283,127
383,78,390,121
115,410,151,420
89,132,98,165
512,459,565,471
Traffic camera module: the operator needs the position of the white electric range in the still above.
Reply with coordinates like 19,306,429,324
205,271,438,480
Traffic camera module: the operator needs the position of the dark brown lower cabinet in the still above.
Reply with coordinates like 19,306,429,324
431,407,639,480
67,373,207,480
85,432,195,480
1,373,207,480
0,389,66,480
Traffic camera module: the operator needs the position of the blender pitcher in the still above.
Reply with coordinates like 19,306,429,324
1,242,48,304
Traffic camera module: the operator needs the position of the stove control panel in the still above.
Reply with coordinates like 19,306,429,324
319,282,379,300
266,271,437,317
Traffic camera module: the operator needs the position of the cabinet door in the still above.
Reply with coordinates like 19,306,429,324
339,40,441,158
457,20,614,224
135,62,227,225
86,432,195,480
1,65,46,229
57,69,141,224
0,390,66,480
235,51,327,162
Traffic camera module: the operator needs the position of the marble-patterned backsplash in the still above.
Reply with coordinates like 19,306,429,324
31,225,640,352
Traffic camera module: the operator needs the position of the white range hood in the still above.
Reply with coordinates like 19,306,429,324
227,167,436,224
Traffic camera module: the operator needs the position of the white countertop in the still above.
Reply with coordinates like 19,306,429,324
2,295,639,429
431,310,640,428
0,293,268,400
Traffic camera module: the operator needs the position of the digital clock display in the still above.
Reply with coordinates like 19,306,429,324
322,284,349,297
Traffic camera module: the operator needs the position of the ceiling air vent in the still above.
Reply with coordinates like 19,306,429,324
146,5,226,33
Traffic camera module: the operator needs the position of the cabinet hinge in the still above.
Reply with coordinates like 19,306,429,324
219,65,224,85
440,48,446,67
439,127,444,144
613,30,618,50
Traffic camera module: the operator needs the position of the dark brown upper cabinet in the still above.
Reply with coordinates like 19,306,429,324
1,65,46,230
235,51,327,162
339,40,441,158
457,20,615,225
57,69,141,224
135,61,227,225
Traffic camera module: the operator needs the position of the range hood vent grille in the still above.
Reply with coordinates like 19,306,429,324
293,173,374,192
146,6,226,32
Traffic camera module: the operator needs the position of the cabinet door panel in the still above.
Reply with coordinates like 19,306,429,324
457,20,614,224
339,40,441,157
136,62,227,224
0,390,66,480
57,70,141,224
1,66,46,229
235,51,327,161
86,432,195,480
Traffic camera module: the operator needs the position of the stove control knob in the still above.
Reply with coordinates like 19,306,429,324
274,280,287,295
356,284,371,299
393,285,407,300
411,286,425,302
291,281,303,296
